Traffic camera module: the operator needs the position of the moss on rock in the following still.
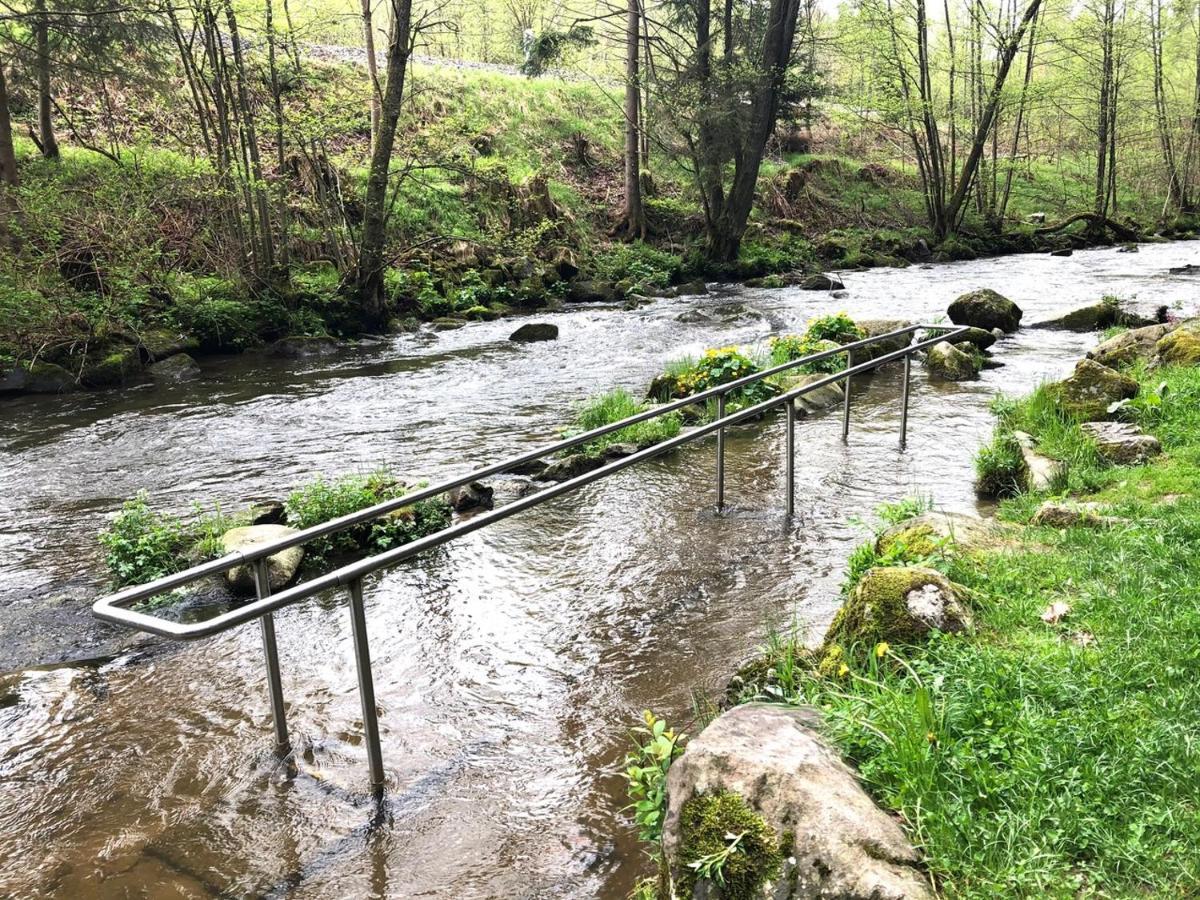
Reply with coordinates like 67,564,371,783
1052,358,1139,420
676,792,783,900
821,566,971,671
80,345,142,387
1156,319,1200,366
947,288,1023,332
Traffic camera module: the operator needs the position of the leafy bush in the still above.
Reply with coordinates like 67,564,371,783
98,494,190,587
804,312,864,344
623,710,686,850
592,242,681,293
769,313,863,374
570,388,682,456
284,469,451,566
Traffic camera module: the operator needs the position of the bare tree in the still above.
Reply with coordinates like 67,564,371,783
617,0,645,238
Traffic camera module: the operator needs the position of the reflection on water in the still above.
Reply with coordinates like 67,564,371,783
1,243,1197,898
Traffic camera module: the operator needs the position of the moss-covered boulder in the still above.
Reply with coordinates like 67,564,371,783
1052,358,1139,420
778,370,844,415
222,524,305,595
948,326,997,351
509,322,559,342
925,340,980,381
0,361,77,395
1156,318,1200,366
875,511,1002,558
662,703,932,900
821,566,972,668
146,353,201,382
1088,323,1173,368
1032,297,1154,332
947,288,1023,333
138,328,200,362
854,319,914,361
80,345,142,388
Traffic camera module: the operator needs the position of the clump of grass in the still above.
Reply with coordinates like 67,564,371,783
974,429,1026,499
569,388,681,457
647,346,778,416
98,493,191,588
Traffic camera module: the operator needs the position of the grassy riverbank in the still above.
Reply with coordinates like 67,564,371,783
3,59,1192,394
719,361,1200,895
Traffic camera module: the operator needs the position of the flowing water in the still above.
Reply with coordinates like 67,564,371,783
1,243,1197,899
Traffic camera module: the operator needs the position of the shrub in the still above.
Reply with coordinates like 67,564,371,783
592,242,681,293
98,493,190,587
804,312,864,344
284,469,451,566
570,388,682,456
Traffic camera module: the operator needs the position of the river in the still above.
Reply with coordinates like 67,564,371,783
0,242,1196,898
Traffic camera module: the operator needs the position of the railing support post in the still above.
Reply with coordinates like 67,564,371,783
899,352,912,450
716,393,726,511
785,399,796,519
348,578,386,794
252,559,290,753
841,348,853,443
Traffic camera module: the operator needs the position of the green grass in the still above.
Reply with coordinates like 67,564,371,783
568,388,682,457
727,364,1200,897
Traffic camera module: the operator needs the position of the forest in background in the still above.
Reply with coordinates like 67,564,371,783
2,0,1200,382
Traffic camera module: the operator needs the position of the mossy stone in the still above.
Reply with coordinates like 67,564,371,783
80,345,142,387
0,360,77,394
1053,358,1139,420
1156,319,1200,366
821,566,971,671
676,792,783,900
947,288,1023,332
926,340,980,381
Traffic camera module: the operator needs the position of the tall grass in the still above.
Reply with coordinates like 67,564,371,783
570,388,682,457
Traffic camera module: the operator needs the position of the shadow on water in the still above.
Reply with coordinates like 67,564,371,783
0,243,1198,898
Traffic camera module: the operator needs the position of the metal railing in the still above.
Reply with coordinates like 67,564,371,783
92,323,968,792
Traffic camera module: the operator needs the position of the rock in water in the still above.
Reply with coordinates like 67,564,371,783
947,288,1023,332
855,319,914,360
0,361,77,394
800,272,845,291
1088,323,1173,368
1053,359,1138,420
221,524,305,595
1156,318,1200,366
509,322,559,343
540,454,604,482
1032,299,1155,332
875,511,1002,557
268,335,342,357
926,340,980,380
662,703,933,900
138,329,200,362
942,326,997,351
1081,421,1162,464
146,353,201,382
778,372,844,415
446,481,494,511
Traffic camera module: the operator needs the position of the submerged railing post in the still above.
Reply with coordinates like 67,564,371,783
785,399,796,519
252,559,290,752
841,349,853,442
347,578,386,793
716,392,726,511
899,353,912,450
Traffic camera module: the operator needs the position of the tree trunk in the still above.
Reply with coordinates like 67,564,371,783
34,0,60,159
1094,0,1114,218
363,0,382,149
619,0,645,239
0,57,17,186
354,0,414,326
266,0,291,271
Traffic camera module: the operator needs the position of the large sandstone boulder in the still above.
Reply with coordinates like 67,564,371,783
221,524,305,595
875,511,1002,557
1053,359,1138,420
1088,323,1173,368
1156,318,1200,366
925,340,980,381
947,289,1023,333
822,566,972,669
663,703,932,900
1081,421,1162,464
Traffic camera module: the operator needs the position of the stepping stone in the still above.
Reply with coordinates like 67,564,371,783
1081,421,1162,465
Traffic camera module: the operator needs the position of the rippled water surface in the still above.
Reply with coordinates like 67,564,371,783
2,244,1198,898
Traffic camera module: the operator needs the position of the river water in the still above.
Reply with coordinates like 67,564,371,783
1,243,1196,899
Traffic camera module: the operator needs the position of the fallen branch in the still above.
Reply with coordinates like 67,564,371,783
1035,212,1139,242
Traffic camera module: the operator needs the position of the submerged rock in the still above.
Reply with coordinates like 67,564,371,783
1089,323,1174,368
947,288,1023,333
221,524,305,595
540,453,605,483
509,322,559,343
138,328,200,362
446,480,494,512
1156,318,1200,366
269,335,342,357
0,361,77,395
823,566,972,658
1081,421,1162,464
799,272,844,291
1053,359,1138,420
662,703,933,900
146,353,201,382
926,340,980,381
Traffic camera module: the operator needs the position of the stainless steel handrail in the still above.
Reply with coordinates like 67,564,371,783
91,322,968,790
